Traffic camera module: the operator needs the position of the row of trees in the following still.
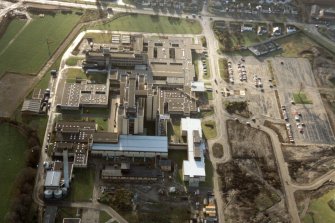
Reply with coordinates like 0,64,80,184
1,118,41,223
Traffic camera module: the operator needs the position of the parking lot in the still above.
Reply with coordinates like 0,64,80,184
220,56,335,144
273,57,335,144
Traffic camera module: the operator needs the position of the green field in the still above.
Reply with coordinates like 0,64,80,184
0,19,26,52
69,168,95,201
0,123,27,220
293,92,313,104
303,188,335,223
99,211,112,223
89,14,202,34
201,120,217,139
0,13,81,76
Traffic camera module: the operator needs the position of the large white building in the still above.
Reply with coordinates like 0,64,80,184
181,117,206,187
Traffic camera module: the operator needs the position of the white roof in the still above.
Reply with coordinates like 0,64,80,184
45,171,61,187
191,81,205,92
181,118,206,178
92,135,168,153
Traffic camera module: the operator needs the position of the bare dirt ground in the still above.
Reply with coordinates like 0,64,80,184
282,145,335,184
217,120,288,223
0,72,35,117
264,120,289,143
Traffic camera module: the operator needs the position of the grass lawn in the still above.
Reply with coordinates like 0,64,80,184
0,19,26,55
94,117,108,131
22,115,48,141
0,13,81,76
231,31,268,48
303,188,335,223
66,68,107,84
89,14,202,34
205,92,213,100
293,92,313,104
201,157,213,188
218,58,228,81
275,32,318,58
99,211,112,223
69,168,95,201
168,150,187,185
66,56,82,66
201,120,217,139
0,123,27,220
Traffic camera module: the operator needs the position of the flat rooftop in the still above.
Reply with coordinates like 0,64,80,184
181,118,206,178
92,135,168,153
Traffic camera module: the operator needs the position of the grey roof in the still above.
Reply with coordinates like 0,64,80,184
45,171,62,187
21,99,41,113
92,135,168,153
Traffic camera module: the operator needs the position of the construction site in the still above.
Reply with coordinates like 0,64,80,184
217,120,288,223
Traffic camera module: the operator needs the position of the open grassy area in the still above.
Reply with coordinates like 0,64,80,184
0,13,81,76
168,150,187,185
293,92,313,104
230,31,268,48
89,14,202,34
0,123,27,220
201,120,217,139
65,56,82,66
66,68,87,80
0,19,26,53
303,188,335,223
99,211,112,223
66,68,107,84
275,32,318,58
69,168,95,201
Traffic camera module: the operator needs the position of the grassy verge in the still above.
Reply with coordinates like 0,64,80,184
219,58,228,82
293,92,312,104
303,188,335,223
99,211,112,223
201,157,213,188
89,14,202,34
69,168,95,201
168,150,187,185
0,13,81,76
65,56,82,66
0,123,27,219
201,120,217,139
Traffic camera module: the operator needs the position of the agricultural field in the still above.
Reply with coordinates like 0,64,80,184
89,14,202,34
0,123,27,220
0,13,81,75
0,19,26,54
